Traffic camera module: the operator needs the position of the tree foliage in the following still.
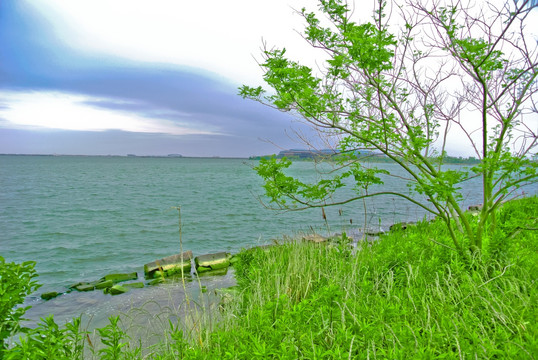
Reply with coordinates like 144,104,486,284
240,0,538,259
0,256,40,357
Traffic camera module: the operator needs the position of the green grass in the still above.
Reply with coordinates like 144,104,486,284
3,197,537,359
182,196,538,359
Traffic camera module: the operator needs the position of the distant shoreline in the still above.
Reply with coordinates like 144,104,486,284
5,153,528,166
0,153,249,160
0,153,482,165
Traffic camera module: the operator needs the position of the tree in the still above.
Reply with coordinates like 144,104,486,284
240,0,538,259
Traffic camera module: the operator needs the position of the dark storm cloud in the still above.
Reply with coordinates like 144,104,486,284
0,1,311,156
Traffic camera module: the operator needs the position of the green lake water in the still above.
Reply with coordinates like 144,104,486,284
1,155,532,327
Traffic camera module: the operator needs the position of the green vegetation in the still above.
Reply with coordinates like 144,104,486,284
240,0,538,259
1,197,536,358
3,1,536,357
250,151,481,165
183,197,538,358
0,257,40,357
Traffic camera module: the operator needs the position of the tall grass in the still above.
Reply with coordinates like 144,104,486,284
4,197,536,359
181,196,538,359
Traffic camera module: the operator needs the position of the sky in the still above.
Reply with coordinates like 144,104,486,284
0,1,536,157
0,0,318,157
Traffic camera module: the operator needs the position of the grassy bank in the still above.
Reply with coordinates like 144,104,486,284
3,197,537,359
178,196,537,359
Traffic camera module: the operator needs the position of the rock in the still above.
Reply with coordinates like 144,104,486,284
95,280,114,289
40,291,59,300
148,278,164,286
124,282,144,289
144,251,193,279
75,284,95,292
196,265,212,273
161,266,189,277
152,270,165,279
101,272,138,283
196,267,228,277
68,281,88,290
364,227,385,236
468,204,483,211
195,252,231,271
302,234,328,243
389,222,415,232
108,285,128,295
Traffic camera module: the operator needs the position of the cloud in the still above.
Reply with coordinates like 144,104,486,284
23,0,317,86
0,0,319,156
0,91,219,135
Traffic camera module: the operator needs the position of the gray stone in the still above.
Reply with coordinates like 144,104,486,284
468,204,483,211
76,284,95,292
68,281,88,290
163,266,190,277
196,265,212,273
196,267,228,277
108,285,128,295
144,251,193,278
302,234,328,243
389,222,415,232
151,270,165,279
195,252,230,271
95,280,114,289
101,272,138,283
364,227,385,236
40,291,59,300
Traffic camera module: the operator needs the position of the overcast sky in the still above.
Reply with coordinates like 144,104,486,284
0,0,321,157
0,1,536,157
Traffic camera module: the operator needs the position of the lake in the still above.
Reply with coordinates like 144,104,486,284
1,155,532,327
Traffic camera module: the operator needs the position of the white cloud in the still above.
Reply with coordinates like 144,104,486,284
26,0,319,85
22,0,538,87
11,0,536,157
0,91,216,135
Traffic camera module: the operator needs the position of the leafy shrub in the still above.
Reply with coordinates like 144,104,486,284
3,315,85,360
0,256,40,357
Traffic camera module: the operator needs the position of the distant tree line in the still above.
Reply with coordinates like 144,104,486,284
250,149,481,164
